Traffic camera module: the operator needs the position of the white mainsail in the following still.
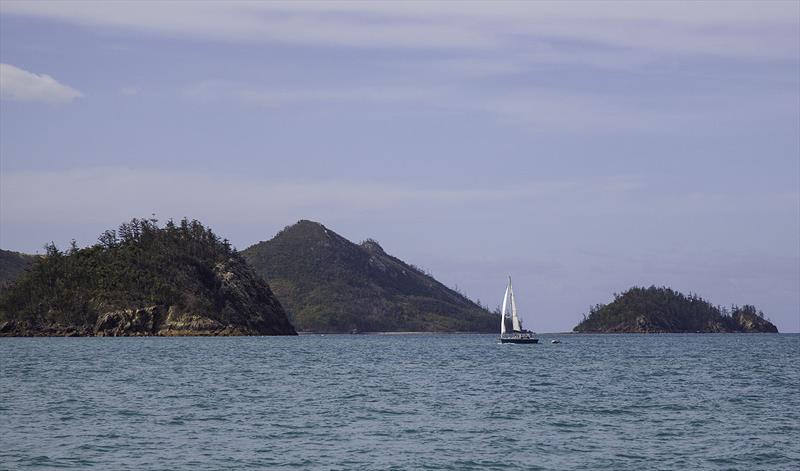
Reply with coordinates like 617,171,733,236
499,276,538,343
500,283,509,335
509,277,522,332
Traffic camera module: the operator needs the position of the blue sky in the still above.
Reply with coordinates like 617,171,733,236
1,1,798,332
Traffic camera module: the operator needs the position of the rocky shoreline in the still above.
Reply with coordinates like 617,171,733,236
0,304,297,337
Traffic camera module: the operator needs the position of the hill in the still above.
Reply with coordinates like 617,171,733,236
573,286,778,333
241,220,497,333
0,249,38,290
0,218,296,336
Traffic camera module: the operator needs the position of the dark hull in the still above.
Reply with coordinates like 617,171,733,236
500,337,539,344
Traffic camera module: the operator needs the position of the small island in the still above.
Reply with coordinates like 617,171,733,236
0,218,296,336
573,286,778,333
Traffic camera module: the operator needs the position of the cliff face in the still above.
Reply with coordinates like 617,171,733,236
733,306,779,333
0,218,296,337
573,286,778,333
242,220,497,333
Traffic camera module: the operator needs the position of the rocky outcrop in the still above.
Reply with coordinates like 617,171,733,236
1,319,75,337
90,304,273,336
734,308,779,333
95,306,162,336
0,303,284,337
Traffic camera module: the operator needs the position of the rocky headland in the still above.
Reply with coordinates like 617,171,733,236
0,218,296,336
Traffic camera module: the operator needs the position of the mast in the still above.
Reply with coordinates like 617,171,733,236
500,282,509,335
509,276,522,332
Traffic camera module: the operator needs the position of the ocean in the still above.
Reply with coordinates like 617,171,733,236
1,333,798,470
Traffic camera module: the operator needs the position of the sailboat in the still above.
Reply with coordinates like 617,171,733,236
499,276,539,344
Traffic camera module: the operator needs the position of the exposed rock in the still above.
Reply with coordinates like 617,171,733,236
95,306,161,336
734,307,779,333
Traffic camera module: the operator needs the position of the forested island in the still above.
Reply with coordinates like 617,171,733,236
573,286,778,333
2,220,781,336
0,218,495,336
242,220,497,333
0,218,296,336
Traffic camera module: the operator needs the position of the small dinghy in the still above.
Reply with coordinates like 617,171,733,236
498,276,539,344
551,339,561,344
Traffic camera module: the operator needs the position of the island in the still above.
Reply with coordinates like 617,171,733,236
0,218,296,336
242,220,497,333
573,286,778,333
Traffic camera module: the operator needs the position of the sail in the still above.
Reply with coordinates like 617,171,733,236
500,283,509,335
509,277,522,332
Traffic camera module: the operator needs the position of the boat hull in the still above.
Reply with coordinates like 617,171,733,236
500,337,539,344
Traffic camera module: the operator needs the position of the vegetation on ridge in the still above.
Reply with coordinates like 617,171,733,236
573,286,778,333
242,220,498,333
0,249,38,290
0,218,296,336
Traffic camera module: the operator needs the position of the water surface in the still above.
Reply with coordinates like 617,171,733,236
1,334,798,470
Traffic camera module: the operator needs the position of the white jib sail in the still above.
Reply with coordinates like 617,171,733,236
500,283,509,335
509,277,522,332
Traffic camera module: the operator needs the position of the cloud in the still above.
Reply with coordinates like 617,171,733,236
0,167,642,227
179,79,796,133
120,86,141,96
181,80,648,130
2,1,797,63
182,80,441,108
0,63,83,104
419,58,524,77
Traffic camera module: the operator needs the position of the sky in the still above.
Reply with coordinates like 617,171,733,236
1,0,798,332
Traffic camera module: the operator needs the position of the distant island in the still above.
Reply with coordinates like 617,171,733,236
0,218,296,336
573,286,778,333
242,220,497,333
0,249,37,290
3,221,780,336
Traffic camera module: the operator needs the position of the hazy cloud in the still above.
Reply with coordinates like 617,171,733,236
0,167,641,226
179,79,796,133
3,1,797,63
182,80,441,108
0,63,83,104
120,86,141,96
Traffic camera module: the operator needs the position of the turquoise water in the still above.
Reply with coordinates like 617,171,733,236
1,334,798,470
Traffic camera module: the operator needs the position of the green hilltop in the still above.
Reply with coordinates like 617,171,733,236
574,286,778,333
0,218,296,336
242,220,497,333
